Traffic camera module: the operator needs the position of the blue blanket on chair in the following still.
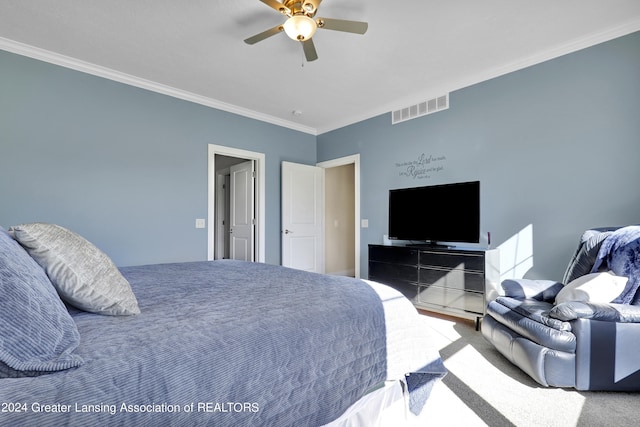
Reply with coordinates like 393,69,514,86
591,225,640,305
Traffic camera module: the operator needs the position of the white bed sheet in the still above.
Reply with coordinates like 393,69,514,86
324,279,445,426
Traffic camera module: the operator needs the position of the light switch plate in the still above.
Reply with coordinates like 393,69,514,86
195,218,206,228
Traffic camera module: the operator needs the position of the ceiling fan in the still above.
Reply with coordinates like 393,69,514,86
244,0,368,62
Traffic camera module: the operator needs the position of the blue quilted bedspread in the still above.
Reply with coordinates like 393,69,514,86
0,260,392,426
591,225,640,305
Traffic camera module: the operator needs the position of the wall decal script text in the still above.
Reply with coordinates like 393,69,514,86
396,153,446,179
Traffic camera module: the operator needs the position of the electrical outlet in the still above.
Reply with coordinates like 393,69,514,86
195,218,206,229
361,219,369,228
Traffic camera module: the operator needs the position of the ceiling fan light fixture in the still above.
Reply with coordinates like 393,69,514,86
283,15,317,41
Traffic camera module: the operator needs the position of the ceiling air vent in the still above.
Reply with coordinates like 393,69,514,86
392,94,449,125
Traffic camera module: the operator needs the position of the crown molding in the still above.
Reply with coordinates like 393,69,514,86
0,37,318,136
3,18,639,137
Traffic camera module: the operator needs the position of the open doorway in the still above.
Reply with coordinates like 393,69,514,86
208,145,265,262
318,154,361,278
213,155,255,261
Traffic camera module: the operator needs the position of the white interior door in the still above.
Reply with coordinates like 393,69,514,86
281,161,324,273
230,160,255,261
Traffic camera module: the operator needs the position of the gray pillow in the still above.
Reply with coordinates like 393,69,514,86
0,226,83,375
10,223,140,316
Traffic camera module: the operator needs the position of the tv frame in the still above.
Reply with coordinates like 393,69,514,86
387,180,480,245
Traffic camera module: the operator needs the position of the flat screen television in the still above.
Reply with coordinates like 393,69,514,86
388,180,480,244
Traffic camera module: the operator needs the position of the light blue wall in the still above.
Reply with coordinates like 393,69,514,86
3,31,639,275
318,31,640,281
0,51,316,266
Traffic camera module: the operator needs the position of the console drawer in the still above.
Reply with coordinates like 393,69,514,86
416,284,484,314
419,267,484,292
369,261,417,285
369,245,418,265
419,250,484,272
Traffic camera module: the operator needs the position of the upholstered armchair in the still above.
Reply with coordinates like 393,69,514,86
482,226,640,390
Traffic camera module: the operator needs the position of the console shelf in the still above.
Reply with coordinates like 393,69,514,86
368,244,499,328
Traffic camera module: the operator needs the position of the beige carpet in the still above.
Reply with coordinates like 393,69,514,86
419,313,638,427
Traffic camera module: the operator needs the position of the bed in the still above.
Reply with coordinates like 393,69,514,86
0,223,446,426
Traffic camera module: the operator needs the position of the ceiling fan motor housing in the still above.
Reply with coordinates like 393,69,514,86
245,0,368,62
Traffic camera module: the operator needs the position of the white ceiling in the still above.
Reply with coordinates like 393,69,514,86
1,1,639,135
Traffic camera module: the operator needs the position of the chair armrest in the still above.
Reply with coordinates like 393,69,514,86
550,301,640,322
501,279,564,302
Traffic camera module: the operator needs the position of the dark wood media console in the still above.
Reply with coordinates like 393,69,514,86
368,244,499,329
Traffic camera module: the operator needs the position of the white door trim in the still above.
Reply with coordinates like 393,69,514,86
208,144,265,263
316,154,361,278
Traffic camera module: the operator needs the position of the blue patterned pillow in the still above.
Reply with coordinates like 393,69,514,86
0,226,84,376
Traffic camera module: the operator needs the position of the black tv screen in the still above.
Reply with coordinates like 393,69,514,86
388,181,480,244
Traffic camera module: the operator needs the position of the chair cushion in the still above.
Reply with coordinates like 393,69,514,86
482,315,576,388
486,298,576,353
550,301,640,322
501,278,563,302
562,228,619,284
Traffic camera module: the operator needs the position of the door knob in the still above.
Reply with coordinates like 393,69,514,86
284,229,293,234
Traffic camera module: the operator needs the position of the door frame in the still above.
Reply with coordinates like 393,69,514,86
317,154,361,278
208,144,265,262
